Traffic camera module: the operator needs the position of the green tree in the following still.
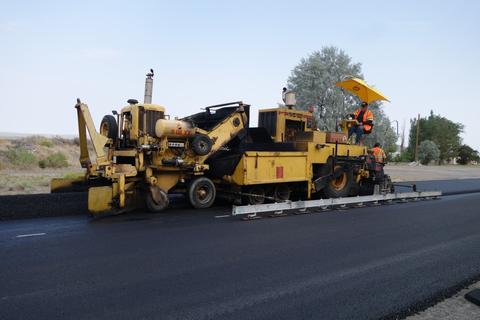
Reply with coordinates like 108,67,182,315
408,111,463,163
418,140,440,165
457,144,479,165
287,46,396,150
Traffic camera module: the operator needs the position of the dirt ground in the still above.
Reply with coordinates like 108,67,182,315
0,168,83,195
385,164,480,182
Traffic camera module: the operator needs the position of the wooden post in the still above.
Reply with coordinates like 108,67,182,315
415,113,420,163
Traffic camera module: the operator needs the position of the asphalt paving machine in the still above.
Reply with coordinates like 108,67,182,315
51,71,439,217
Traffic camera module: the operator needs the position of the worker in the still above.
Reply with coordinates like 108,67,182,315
371,142,387,164
348,102,374,144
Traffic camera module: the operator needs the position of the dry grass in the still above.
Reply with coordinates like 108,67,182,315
0,135,83,170
0,174,51,194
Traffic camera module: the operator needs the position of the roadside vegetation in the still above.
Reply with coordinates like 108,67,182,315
0,135,86,194
38,152,69,168
393,111,480,165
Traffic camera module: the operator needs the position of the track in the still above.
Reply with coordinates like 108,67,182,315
0,179,479,319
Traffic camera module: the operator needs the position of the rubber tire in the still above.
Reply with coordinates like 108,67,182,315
191,134,213,156
188,177,216,209
274,184,291,201
246,185,266,205
100,115,118,141
349,182,360,196
323,166,354,198
146,188,169,212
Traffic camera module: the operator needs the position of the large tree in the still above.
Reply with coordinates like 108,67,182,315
407,111,463,163
287,46,396,150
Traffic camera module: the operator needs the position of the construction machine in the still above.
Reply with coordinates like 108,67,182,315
52,71,249,215
52,71,397,216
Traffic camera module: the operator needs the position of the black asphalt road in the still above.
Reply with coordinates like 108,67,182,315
1,180,480,320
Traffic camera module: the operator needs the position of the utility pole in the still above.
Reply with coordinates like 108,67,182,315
400,120,405,154
392,120,399,136
415,113,420,163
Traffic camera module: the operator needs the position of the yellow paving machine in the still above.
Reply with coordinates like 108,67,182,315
52,71,402,217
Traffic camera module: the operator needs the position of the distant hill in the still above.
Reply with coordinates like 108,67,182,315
0,132,77,139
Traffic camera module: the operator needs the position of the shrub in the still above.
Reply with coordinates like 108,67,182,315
3,147,37,168
457,144,480,165
39,139,54,148
38,152,69,168
418,140,440,165
392,150,413,163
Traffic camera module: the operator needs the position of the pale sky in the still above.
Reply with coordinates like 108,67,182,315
1,0,479,151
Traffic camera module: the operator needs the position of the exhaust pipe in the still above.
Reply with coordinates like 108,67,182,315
144,69,154,104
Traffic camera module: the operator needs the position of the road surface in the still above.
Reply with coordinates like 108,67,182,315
1,179,480,319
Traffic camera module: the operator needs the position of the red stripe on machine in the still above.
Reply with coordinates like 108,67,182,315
276,166,284,179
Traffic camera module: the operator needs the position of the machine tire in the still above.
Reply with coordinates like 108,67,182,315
191,134,213,156
349,182,360,196
146,187,169,212
323,165,354,198
274,184,291,201
188,177,216,209
100,115,118,142
246,185,266,205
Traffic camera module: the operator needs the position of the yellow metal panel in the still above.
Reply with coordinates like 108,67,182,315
233,152,309,185
88,186,114,214
113,150,137,157
155,172,180,192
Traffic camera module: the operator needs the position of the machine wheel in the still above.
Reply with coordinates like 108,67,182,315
274,184,291,201
100,115,118,142
146,186,169,212
188,177,216,209
191,134,213,156
323,165,354,198
349,182,360,196
246,185,266,205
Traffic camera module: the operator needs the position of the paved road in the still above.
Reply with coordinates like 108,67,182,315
1,180,480,319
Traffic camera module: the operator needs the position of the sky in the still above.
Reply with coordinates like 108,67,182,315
1,0,479,150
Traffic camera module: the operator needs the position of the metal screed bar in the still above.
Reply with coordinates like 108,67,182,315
231,191,442,216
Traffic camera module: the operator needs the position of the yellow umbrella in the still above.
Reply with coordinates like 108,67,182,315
335,77,390,104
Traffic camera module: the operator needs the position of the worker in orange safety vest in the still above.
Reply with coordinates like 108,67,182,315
371,142,387,164
348,102,374,144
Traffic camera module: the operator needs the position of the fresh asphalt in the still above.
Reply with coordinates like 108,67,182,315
1,179,480,320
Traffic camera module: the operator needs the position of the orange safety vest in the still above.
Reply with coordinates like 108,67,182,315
353,108,374,132
372,147,386,163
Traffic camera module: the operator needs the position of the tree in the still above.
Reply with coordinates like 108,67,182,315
457,144,479,165
418,140,440,165
287,46,397,150
407,111,463,163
